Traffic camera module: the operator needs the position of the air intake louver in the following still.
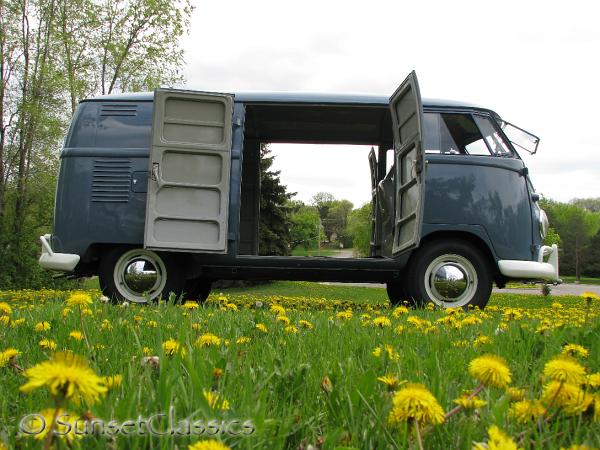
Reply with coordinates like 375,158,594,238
92,159,132,203
100,103,138,116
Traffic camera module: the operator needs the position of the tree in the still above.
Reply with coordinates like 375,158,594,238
290,204,322,250
311,192,335,221
347,203,372,257
258,144,295,256
0,0,192,288
582,230,600,277
324,199,353,244
542,199,600,280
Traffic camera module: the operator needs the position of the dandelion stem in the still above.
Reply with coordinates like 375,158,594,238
444,382,484,420
43,397,64,450
413,418,424,450
79,307,92,352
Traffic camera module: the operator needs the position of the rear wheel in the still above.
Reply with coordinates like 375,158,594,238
183,278,212,302
405,240,493,309
386,279,412,306
99,247,185,304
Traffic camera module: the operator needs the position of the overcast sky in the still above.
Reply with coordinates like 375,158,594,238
180,0,599,207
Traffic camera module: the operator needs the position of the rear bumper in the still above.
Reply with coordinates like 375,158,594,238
497,244,560,282
39,234,80,272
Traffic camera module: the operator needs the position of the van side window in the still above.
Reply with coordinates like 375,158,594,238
423,112,512,157
66,102,153,148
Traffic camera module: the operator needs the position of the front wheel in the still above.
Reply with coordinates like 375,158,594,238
99,247,185,303
405,240,493,309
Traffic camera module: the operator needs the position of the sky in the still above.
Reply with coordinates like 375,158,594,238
180,0,600,207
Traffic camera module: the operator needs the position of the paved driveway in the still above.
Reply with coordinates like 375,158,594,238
319,282,600,296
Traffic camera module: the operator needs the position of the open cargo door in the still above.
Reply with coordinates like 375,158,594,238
389,71,425,255
144,89,234,253
368,147,380,256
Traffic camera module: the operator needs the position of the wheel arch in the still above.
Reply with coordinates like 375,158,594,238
417,229,506,288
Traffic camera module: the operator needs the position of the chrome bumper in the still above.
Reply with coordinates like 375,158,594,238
39,234,80,272
497,244,559,282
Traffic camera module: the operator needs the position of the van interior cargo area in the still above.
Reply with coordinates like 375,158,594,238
238,103,393,256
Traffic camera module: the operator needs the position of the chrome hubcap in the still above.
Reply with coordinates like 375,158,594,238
424,254,478,307
114,249,167,303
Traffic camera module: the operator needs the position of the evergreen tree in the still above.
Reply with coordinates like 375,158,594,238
258,144,295,256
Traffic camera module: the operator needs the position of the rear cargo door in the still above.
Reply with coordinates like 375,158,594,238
389,71,425,255
144,89,233,253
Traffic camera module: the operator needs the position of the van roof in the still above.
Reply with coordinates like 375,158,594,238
82,91,487,110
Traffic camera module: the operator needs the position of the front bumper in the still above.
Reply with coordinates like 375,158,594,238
497,244,560,282
39,234,80,272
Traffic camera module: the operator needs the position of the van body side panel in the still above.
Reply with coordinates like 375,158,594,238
53,148,149,257
423,155,532,261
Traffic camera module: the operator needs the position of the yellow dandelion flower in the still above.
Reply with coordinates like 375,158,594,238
388,383,445,427
284,325,298,334
225,303,238,311
392,306,409,317
11,318,26,328
336,309,353,320
188,439,231,450
473,425,518,450
147,320,158,328
299,320,313,329
506,387,526,401
581,292,600,301
66,292,92,307
162,338,186,357
213,367,224,379
541,381,584,408
468,354,512,388
543,356,586,385
82,308,93,316
509,399,546,424
276,315,290,325
20,352,107,404
203,390,230,411
34,321,51,332
39,339,57,351
562,344,589,359
473,335,492,347
143,347,152,356
585,372,600,389
255,323,267,333
103,374,122,390
270,304,286,315
0,348,20,368
69,331,84,341
373,316,391,327
0,302,11,315
101,319,112,331
236,336,250,344
453,394,487,409
377,374,404,390
20,409,81,443
394,325,405,334
196,333,221,347
183,301,199,310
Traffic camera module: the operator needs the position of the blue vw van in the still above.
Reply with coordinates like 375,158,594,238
39,72,559,308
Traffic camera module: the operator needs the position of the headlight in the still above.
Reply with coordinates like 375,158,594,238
539,208,549,239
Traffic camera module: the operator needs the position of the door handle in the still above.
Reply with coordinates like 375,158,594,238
151,163,163,189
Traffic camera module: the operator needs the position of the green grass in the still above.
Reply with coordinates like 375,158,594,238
561,276,600,285
1,286,599,449
290,247,338,257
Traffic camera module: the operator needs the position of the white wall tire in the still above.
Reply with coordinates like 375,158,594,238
406,240,493,309
99,247,184,303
